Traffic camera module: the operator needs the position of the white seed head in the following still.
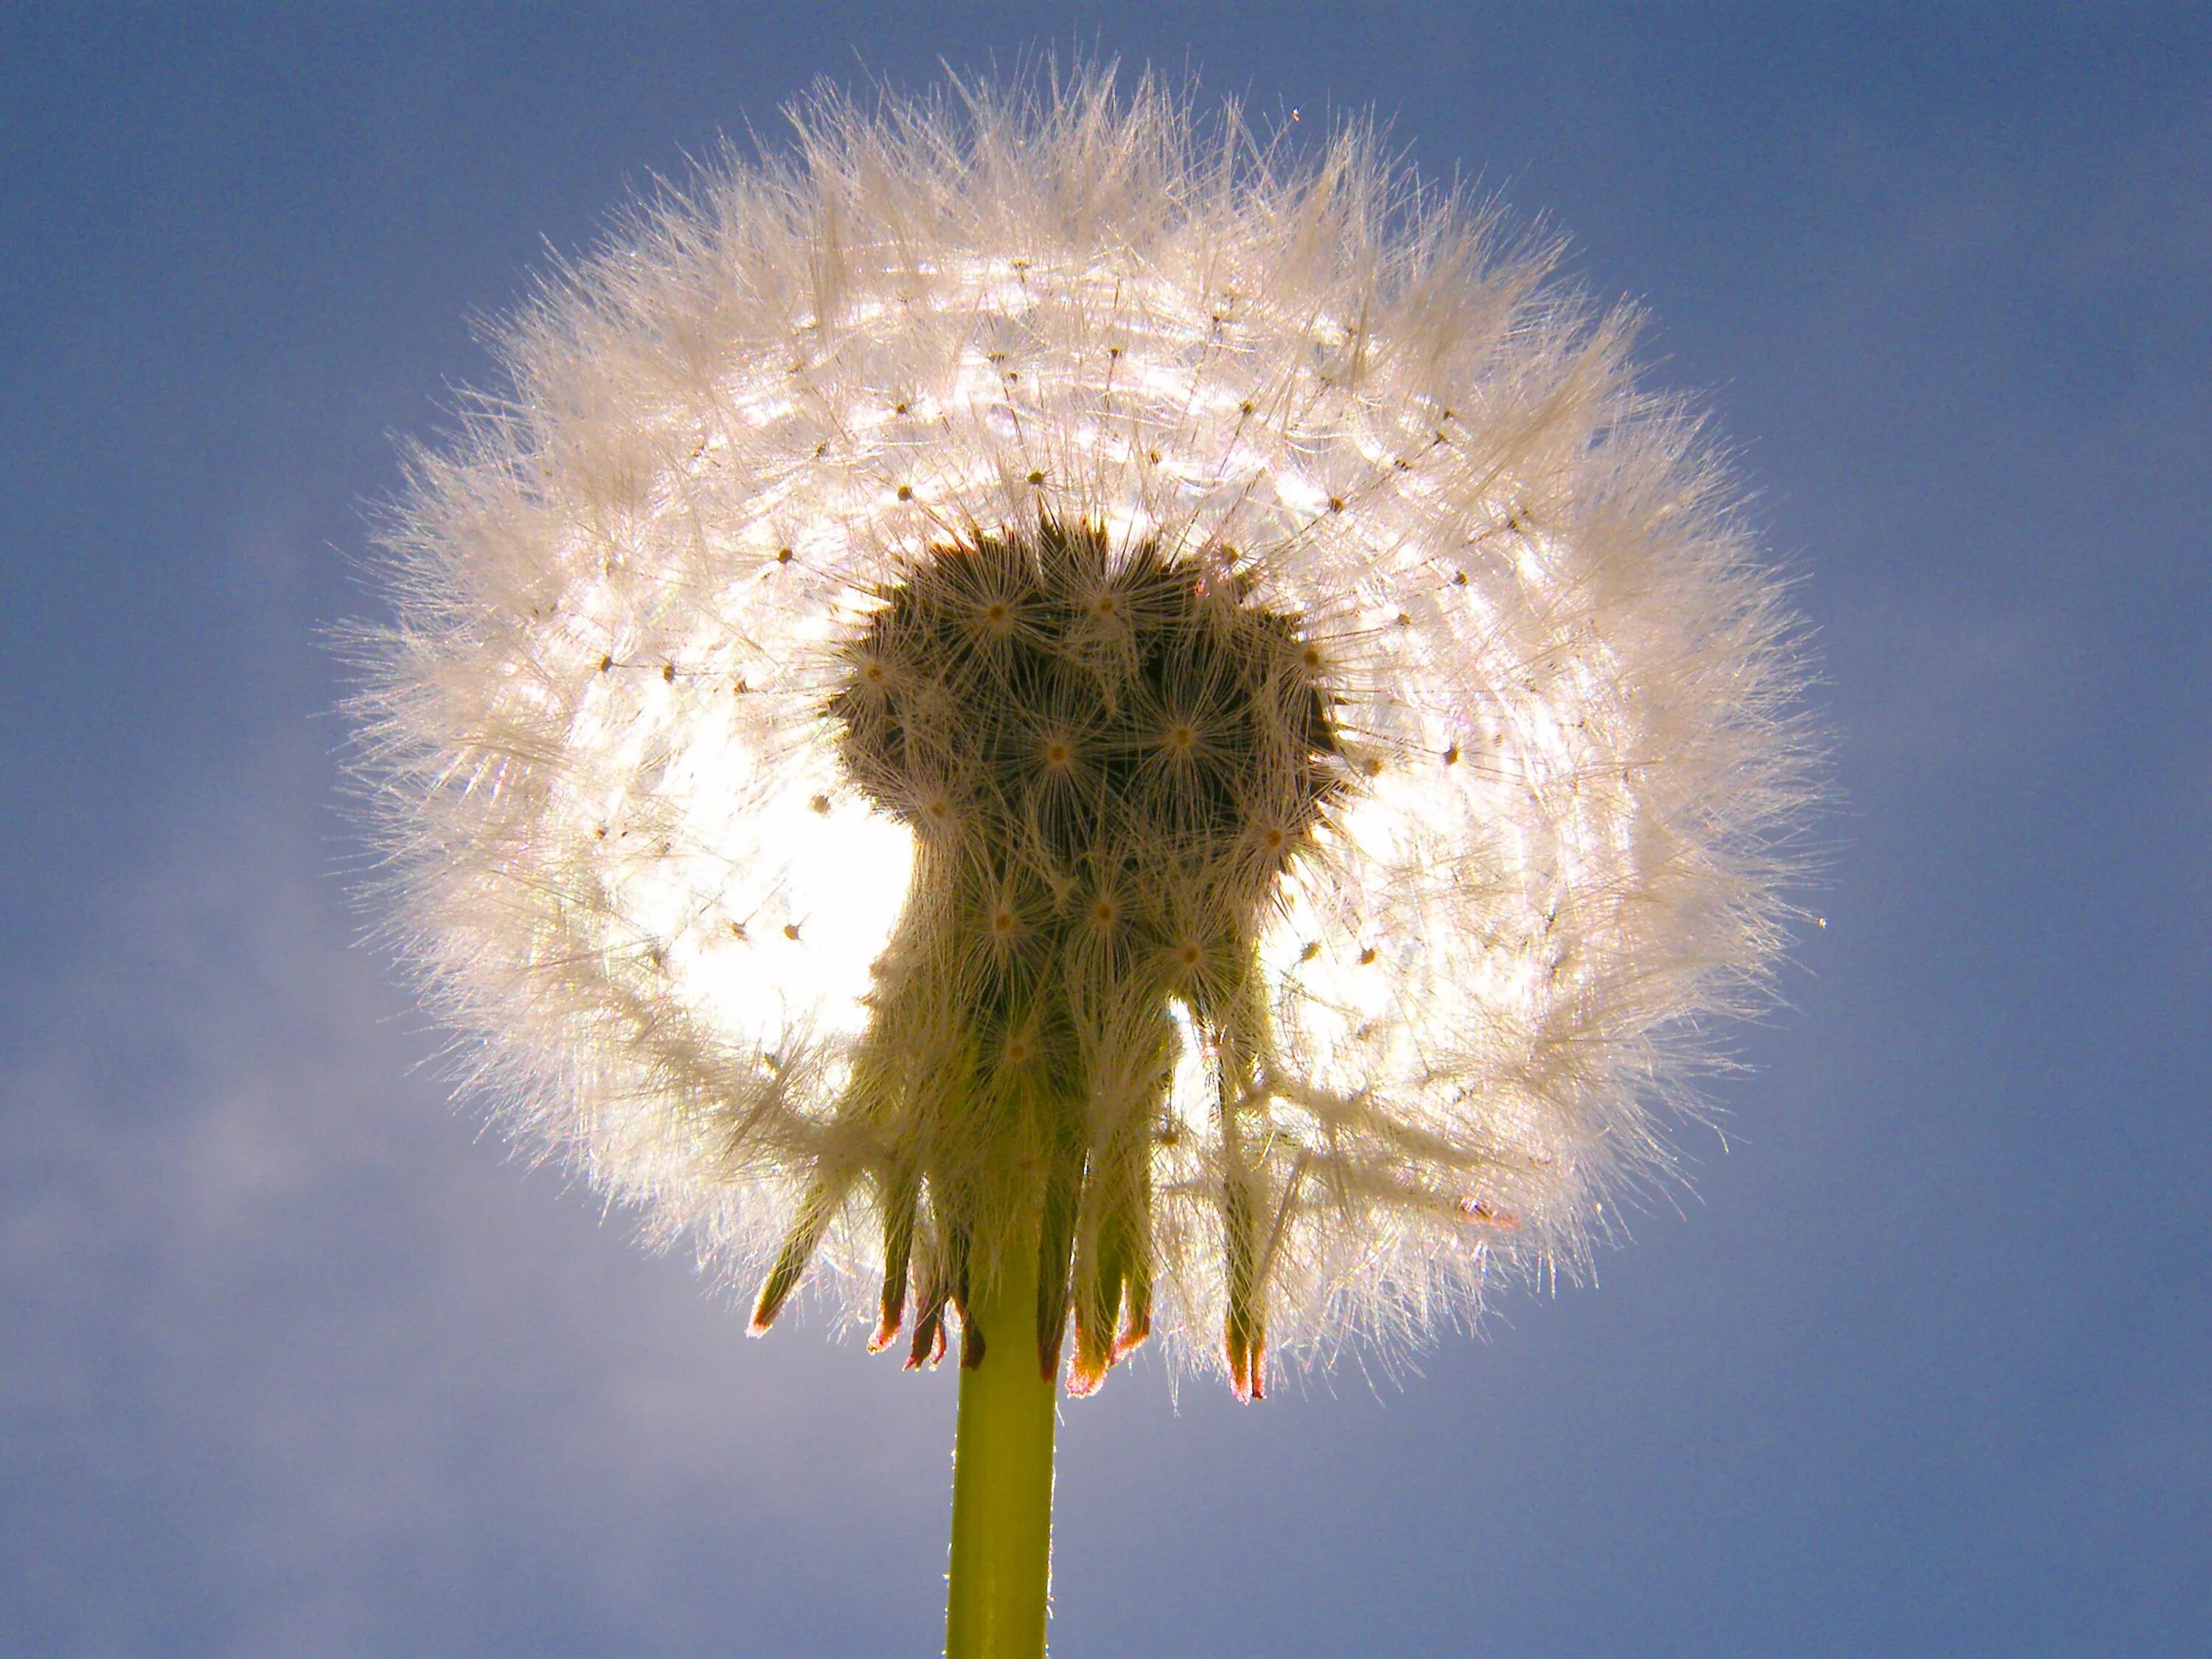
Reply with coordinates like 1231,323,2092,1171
348,70,1818,1398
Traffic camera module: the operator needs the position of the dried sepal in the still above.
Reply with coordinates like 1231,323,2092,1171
869,1170,922,1353
1034,1135,1085,1383
749,1169,850,1335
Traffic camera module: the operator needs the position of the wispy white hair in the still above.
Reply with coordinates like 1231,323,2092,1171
346,66,1818,1395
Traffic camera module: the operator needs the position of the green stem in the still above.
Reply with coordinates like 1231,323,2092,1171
945,1211,1057,1659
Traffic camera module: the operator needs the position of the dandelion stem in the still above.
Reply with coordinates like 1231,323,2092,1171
945,1204,1057,1659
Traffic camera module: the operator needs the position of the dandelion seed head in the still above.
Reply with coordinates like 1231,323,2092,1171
348,69,1817,1397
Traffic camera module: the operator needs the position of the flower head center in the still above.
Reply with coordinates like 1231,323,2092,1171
830,519,1344,970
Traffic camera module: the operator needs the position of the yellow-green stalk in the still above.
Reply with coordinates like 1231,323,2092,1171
945,1204,1057,1659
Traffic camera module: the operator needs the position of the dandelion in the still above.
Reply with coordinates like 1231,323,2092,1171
349,68,1815,1658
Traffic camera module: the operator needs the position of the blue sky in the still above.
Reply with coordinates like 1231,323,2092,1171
3,6,2206,1655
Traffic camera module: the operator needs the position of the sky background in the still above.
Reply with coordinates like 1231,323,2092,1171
3,5,2206,1655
